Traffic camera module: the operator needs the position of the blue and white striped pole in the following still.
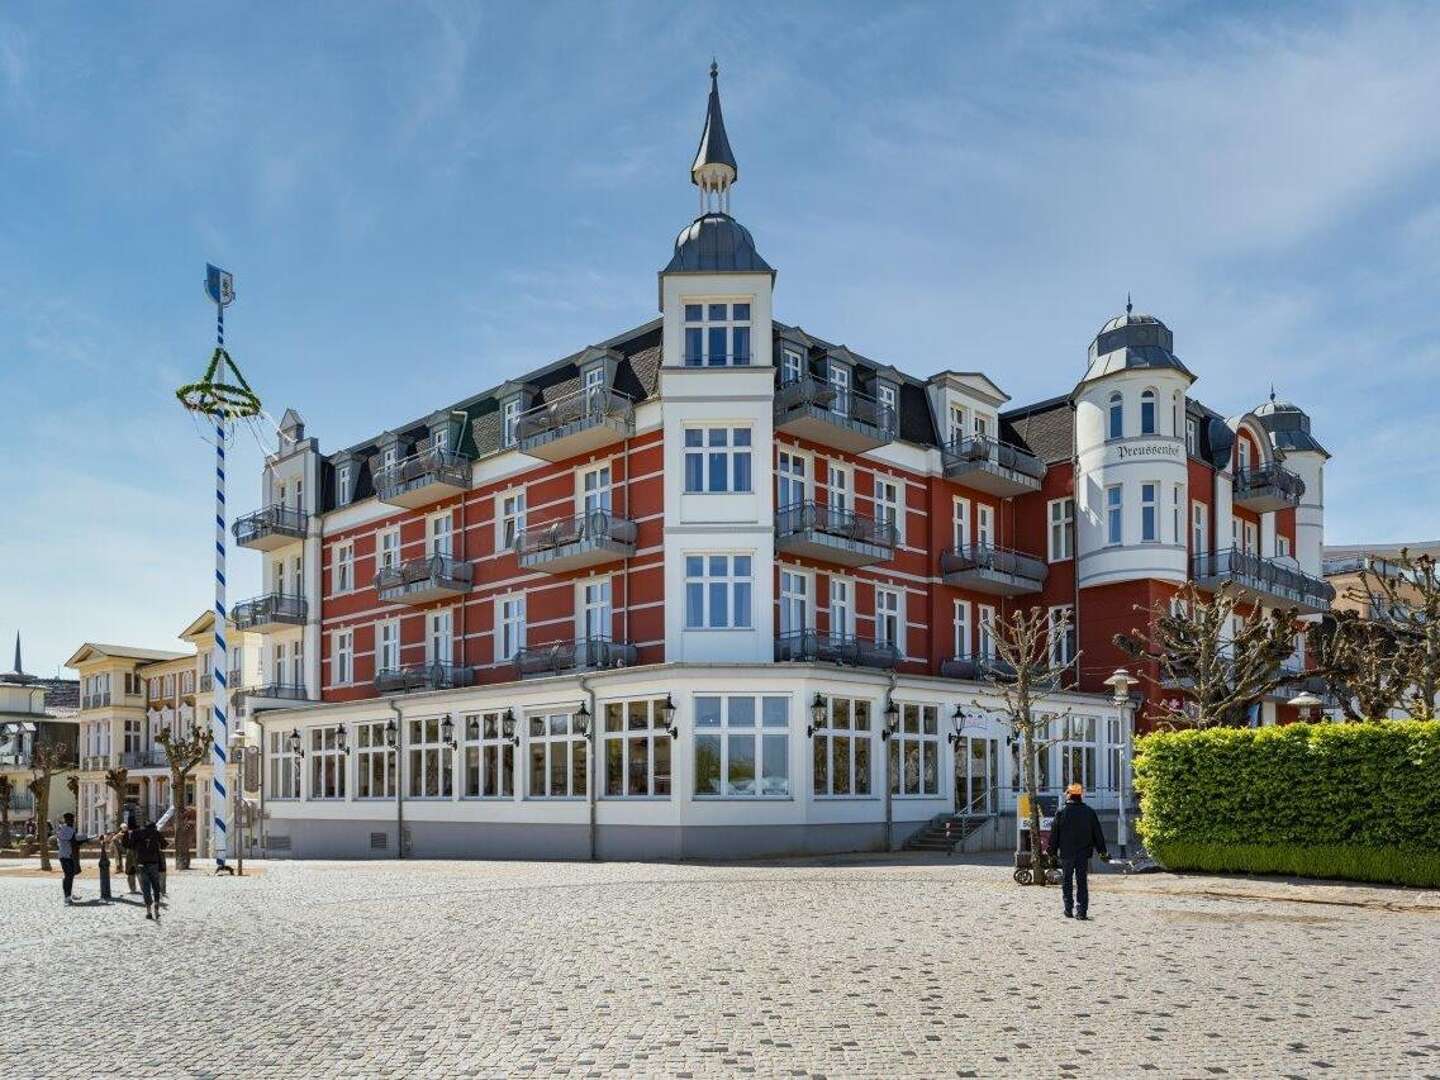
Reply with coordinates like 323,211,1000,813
211,300,230,869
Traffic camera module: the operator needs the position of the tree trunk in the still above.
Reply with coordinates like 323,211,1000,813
1021,720,1046,886
170,768,191,870
34,780,51,872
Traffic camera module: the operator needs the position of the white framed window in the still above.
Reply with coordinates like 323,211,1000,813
777,450,808,508
953,496,971,550
603,698,674,798
683,426,753,493
1108,391,1124,440
1140,388,1157,435
381,445,398,471
1185,415,1198,455
332,541,354,593
830,576,853,637
1238,438,1252,473
267,729,301,800
582,363,606,395
355,721,396,799
292,554,304,594
428,512,453,557
581,464,613,514
1106,484,1123,545
683,301,752,366
685,554,752,630
273,557,286,596
1049,605,1076,667
779,569,810,636
694,695,789,797
1141,482,1158,542
432,427,449,452
502,398,520,448
875,587,902,650
332,630,354,686
290,639,304,688
377,527,400,572
527,711,588,798
1192,501,1208,556
427,609,453,666
978,604,997,660
781,347,803,383
308,726,347,801
812,695,872,797
1172,485,1183,544
828,463,850,512
580,578,611,640
828,363,851,416
874,478,902,543
892,703,940,797
1278,535,1292,559
407,717,454,799
953,600,971,658
498,595,526,661
947,403,967,445
498,490,526,550
375,620,399,682
1244,520,1258,555
1048,497,1074,562
462,711,514,799
973,413,990,438
1232,517,1240,549
1059,716,1098,793
876,382,897,423
340,463,354,503
977,504,994,549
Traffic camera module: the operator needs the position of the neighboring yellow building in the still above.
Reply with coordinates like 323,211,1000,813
1323,541,1439,620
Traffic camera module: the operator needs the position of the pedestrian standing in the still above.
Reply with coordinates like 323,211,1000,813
121,823,139,894
53,813,92,905
126,820,168,920
1048,783,1109,921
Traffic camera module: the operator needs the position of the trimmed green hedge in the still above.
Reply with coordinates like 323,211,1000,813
1134,721,1440,888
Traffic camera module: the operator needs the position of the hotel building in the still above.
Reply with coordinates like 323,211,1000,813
238,67,1332,860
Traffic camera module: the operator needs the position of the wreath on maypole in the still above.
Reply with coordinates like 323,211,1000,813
176,345,262,420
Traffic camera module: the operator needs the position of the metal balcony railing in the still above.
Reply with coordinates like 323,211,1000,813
1192,547,1335,612
374,554,474,602
1233,463,1305,510
940,543,1048,594
372,446,472,505
514,510,638,569
515,387,635,456
232,504,309,547
941,434,1045,492
120,749,169,769
939,655,1019,681
238,683,312,705
374,662,473,695
774,629,902,670
514,637,639,679
775,501,898,554
231,593,308,631
773,375,898,447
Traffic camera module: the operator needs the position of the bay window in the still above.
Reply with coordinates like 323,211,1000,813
812,695,873,797
684,426,752,493
693,694,789,797
603,698,673,798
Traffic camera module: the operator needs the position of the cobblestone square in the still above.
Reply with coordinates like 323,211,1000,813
1,855,1437,1079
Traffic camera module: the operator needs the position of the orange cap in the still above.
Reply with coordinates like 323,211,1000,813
1066,783,1083,797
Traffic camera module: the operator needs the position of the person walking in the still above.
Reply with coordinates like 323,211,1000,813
53,813,92,905
121,823,139,894
1048,783,1109,921
126,820,168,921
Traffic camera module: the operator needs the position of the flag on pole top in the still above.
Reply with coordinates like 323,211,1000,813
205,264,236,307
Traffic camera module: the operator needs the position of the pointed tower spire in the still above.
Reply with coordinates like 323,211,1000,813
12,632,20,676
1125,292,1133,316
692,61,738,214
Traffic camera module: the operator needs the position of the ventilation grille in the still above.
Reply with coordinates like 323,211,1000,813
370,832,388,850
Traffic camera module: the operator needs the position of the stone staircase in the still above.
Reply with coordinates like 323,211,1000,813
903,813,991,855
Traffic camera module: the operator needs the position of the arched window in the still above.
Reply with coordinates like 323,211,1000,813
1140,388,1157,435
1108,391,1124,440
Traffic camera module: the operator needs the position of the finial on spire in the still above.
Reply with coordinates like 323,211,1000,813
1125,292,1133,316
1269,383,1277,403
692,60,738,214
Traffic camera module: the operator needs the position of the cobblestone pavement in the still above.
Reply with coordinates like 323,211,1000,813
1,855,1437,1079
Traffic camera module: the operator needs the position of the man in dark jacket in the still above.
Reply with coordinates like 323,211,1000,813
125,821,168,921
1048,783,1109,920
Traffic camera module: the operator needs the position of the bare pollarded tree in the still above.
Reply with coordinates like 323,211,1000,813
985,606,1078,884
1114,583,1299,728
0,774,14,847
157,725,212,871
1308,611,1416,722
27,740,74,871
104,767,130,829
1350,549,1440,719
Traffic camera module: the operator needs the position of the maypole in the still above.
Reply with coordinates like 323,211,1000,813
177,265,260,874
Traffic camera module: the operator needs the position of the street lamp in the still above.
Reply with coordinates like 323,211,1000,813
1287,690,1322,722
574,702,591,738
1103,668,1136,859
881,700,900,742
335,723,350,755
947,704,968,749
440,714,457,750
501,708,519,747
807,693,826,738
661,694,678,739
383,718,398,750
287,728,305,760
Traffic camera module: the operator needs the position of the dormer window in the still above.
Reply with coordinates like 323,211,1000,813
781,347,803,384
1108,392,1124,440
875,381,898,426
684,301,751,366
973,414,989,439
382,445,398,469
948,404,967,445
827,363,850,416
1141,389,1157,435
433,428,449,452
502,397,520,447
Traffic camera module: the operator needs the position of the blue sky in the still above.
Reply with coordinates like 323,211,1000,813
3,1,1438,676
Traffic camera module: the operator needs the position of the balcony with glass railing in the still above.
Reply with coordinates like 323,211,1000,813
1233,463,1305,513
231,593,308,633
233,504,309,550
375,554,474,605
775,501,897,568
773,375,898,454
516,387,635,463
1192,547,1334,614
774,629,902,670
514,637,638,679
374,662,473,695
514,510,638,574
941,435,1045,497
372,446,473,509
941,543,1047,596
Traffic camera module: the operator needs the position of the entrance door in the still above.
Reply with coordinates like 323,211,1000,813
957,736,999,815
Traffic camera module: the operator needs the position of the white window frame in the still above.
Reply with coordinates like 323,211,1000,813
428,512,454,557
1048,604,1076,667
376,618,400,678
406,716,455,799
308,725,347,801
1172,484,1183,545
684,554,753,630
502,398,520,448
332,541,354,594
828,363,851,416
498,489,526,550
977,504,994,549
830,576,854,638
1185,416,1198,455
777,449,809,509
1047,497,1074,562
579,577,612,640
1106,484,1123,546
378,527,400,572
683,425,753,494
427,608,453,666
1141,482,1159,543
873,477,903,543
1140,388,1157,435
978,604,997,660
953,496,971,550
462,710,515,799
602,697,675,799
354,720,396,800
332,630,354,686
526,711,587,799
779,568,812,636
811,694,873,798
953,600,971,659
827,462,851,512
683,300,752,367
1108,391,1124,440
580,463,613,515
781,346,804,384
947,403,967,445
875,587,902,651
693,694,790,798
498,595,526,662
1192,501,1208,556
267,729,301,800
892,703,940,798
